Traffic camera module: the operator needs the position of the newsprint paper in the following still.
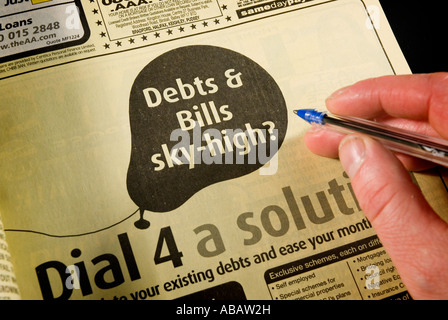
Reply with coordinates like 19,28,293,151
1,0,447,300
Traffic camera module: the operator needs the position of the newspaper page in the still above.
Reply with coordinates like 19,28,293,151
1,0,447,301
0,218,20,299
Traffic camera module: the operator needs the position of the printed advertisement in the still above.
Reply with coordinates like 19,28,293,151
1,0,447,301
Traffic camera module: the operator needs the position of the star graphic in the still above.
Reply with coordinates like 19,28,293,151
116,41,122,47
214,19,220,24
96,20,102,26
202,21,208,27
167,29,173,35
129,38,135,44
92,9,98,14
103,43,110,49
221,4,227,10
154,32,160,38
226,16,232,22
141,35,148,41
190,24,196,29
99,32,106,37
178,26,185,32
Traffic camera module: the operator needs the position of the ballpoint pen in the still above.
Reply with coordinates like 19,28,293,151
294,108,448,167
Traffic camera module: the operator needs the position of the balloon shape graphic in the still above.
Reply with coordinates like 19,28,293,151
127,45,287,229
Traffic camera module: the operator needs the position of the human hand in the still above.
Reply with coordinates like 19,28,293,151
304,73,448,299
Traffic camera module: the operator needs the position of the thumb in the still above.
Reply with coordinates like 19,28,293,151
339,134,448,299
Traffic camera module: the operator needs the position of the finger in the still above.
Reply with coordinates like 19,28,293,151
339,134,448,299
303,128,343,158
375,116,442,139
326,73,448,139
305,128,436,171
393,153,436,172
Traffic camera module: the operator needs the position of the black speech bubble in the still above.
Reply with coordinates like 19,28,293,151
127,45,287,228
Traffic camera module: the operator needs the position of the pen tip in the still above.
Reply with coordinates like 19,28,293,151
294,109,326,124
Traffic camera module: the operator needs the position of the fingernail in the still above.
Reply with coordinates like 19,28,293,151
307,125,324,134
326,85,351,101
339,135,366,178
